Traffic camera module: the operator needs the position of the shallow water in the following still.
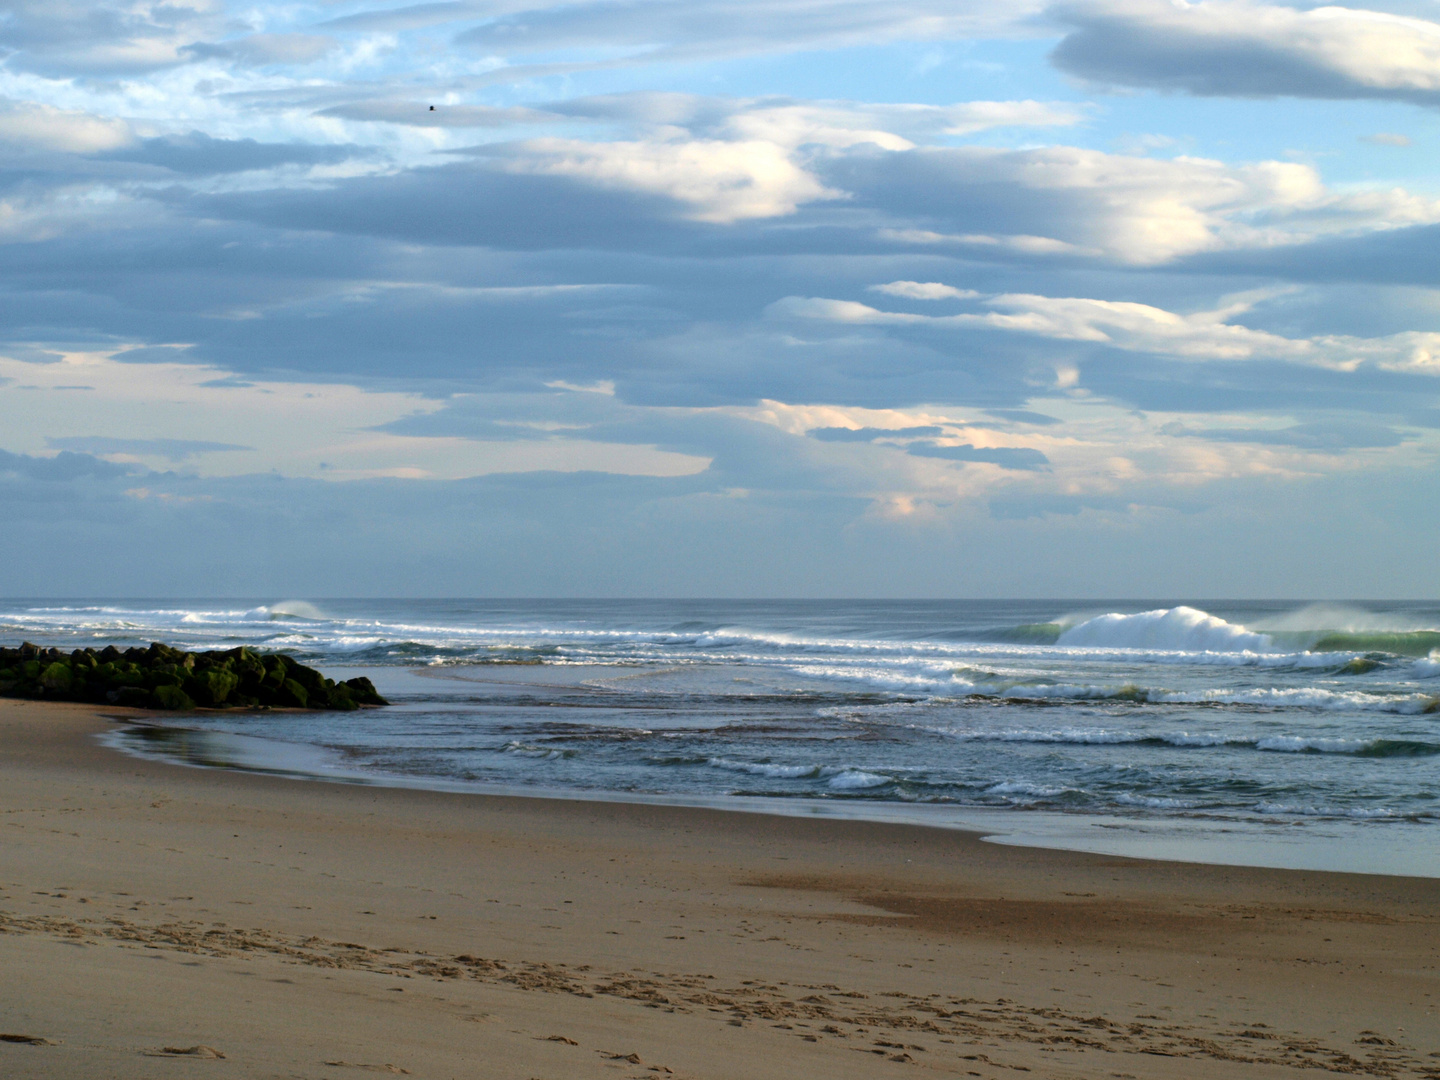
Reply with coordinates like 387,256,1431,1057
7,598,1440,875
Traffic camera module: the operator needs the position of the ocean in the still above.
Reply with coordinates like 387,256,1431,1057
6,598,1440,876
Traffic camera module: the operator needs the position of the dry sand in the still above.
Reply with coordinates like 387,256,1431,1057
1,696,1437,1079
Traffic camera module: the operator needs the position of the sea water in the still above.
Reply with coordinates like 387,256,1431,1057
6,598,1440,876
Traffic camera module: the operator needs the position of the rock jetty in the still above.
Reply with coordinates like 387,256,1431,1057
0,642,387,711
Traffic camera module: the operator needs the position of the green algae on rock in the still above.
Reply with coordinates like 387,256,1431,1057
0,642,387,711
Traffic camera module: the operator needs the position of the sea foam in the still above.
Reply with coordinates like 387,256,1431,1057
1057,606,1271,653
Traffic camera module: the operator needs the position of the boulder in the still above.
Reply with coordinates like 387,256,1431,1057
276,678,309,709
187,668,239,707
260,656,289,692
343,677,388,705
327,684,358,711
38,661,74,694
151,684,196,710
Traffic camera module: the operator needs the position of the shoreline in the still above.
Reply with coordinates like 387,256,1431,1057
3,697,1438,1078
105,707,1440,880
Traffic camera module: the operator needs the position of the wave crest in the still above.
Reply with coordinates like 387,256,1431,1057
1056,607,1271,653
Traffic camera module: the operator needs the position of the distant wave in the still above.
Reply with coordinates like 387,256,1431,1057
993,622,1065,645
1056,606,1272,652
266,600,329,622
994,606,1440,660
1308,631,1440,657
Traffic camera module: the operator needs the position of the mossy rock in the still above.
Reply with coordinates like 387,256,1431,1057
0,640,387,711
327,684,358,711
260,659,288,692
187,668,240,707
39,662,74,694
151,684,196,710
343,677,386,706
146,670,186,690
286,663,325,691
276,678,309,709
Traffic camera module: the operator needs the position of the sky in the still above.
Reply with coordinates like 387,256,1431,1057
1,0,1439,598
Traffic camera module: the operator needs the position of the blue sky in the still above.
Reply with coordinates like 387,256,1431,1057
2,0,1439,597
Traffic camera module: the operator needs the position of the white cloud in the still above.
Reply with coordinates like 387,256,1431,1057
442,104,1440,252
733,400,967,436
1051,0,1440,104
0,100,135,152
497,136,843,222
471,95,1084,221
864,145,1440,264
878,229,1100,257
869,281,980,300
723,396,1435,517
717,99,1084,149
0,0,231,76
771,288,1440,373
553,93,1084,147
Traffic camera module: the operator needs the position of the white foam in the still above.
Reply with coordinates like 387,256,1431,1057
1251,604,1438,635
1256,736,1370,754
986,780,1071,797
1112,792,1199,809
1414,656,1440,680
707,757,820,779
788,662,979,693
1161,732,1234,747
267,600,329,621
321,636,390,652
980,728,1145,745
826,769,891,790
1153,687,1439,714
1057,606,1271,653
502,741,567,760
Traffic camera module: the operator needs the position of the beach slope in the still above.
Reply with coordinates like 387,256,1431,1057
1,698,1436,1079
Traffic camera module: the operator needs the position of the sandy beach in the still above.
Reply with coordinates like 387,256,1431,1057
1,697,1437,1079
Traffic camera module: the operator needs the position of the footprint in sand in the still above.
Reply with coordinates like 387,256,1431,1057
145,1045,226,1059
0,1034,58,1046
323,1061,410,1074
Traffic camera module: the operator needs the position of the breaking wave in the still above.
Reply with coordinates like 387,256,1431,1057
1056,606,1272,652
1012,605,1440,661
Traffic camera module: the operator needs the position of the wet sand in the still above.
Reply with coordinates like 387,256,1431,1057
1,697,1438,1079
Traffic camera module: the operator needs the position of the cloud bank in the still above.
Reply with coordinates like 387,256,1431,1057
0,0,1435,595
1051,0,1440,104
